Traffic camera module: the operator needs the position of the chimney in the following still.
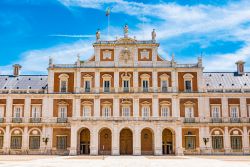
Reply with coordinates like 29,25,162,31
13,64,22,76
236,60,245,75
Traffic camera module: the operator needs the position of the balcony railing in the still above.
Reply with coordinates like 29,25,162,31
30,118,41,123
184,117,195,123
57,117,68,123
230,117,241,123
211,117,222,123
12,118,22,123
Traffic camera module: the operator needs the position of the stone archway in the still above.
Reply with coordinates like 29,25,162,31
141,128,154,155
120,128,133,155
79,128,90,155
99,128,112,155
162,128,174,155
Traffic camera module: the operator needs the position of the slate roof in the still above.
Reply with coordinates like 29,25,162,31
0,75,47,90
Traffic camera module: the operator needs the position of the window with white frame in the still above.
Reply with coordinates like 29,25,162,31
185,106,194,118
140,74,150,92
59,74,69,93
122,106,130,117
102,106,111,117
185,132,196,150
57,135,67,150
142,106,150,118
83,106,91,117
58,106,67,118
14,106,22,118
84,80,91,92
102,74,112,93
160,74,169,92
31,105,41,118
211,105,220,118
142,80,149,92
183,74,193,92
161,106,170,117
123,80,129,92
0,106,4,118
121,72,131,92
230,105,239,118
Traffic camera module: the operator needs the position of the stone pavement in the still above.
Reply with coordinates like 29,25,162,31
0,155,250,167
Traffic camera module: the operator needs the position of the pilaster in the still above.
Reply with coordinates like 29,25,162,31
24,97,31,123
153,95,159,117
94,96,100,118
112,123,119,155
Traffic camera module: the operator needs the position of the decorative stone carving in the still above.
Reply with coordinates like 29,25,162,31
152,29,156,42
96,29,100,42
124,24,129,38
140,49,149,59
119,48,133,62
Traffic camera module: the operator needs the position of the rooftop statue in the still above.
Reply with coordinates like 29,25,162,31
96,29,100,42
152,29,156,42
124,24,129,38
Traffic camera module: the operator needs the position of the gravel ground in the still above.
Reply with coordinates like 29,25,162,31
0,155,249,167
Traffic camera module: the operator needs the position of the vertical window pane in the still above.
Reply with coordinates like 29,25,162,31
11,136,22,149
212,136,223,149
29,136,40,149
57,136,67,150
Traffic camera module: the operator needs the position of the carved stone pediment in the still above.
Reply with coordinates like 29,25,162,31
119,48,133,62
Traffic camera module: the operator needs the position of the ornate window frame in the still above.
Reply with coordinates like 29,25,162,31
121,99,132,117
101,101,112,117
160,101,171,117
140,73,150,92
102,74,112,92
141,101,151,118
81,101,93,117
183,73,193,92
160,74,169,92
31,104,42,118
184,101,194,118
211,104,221,118
229,104,240,118
59,74,69,93
121,72,132,92
83,74,93,92
57,101,68,118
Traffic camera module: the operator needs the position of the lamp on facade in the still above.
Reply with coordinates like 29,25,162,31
203,137,209,146
42,137,49,145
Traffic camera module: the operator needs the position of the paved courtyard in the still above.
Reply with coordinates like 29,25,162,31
0,156,250,167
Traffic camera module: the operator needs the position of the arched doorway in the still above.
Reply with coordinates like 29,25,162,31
99,128,112,155
120,128,133,155
162,128,174,155
141,128,153,155
79,128,90,154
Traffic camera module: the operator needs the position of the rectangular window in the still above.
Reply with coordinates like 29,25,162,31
85,80,91,92
123,80,129,92
83,106,91,117
59,106,67,118
14,106,22,118
161,80,168,92
212,106,220,118
32,106,41,118
185,107,194,118
57,136,67,150
0,106,4,118
142,80,148,92
161,107,169,117
122,107,130,117
103,106,111,117
185,136,196,150
29,136,40,149
231,136,242,150
11,136,22,149
60,80,67,92
142,106,150,117
104,81,110,92
0,136,3,149
230,106,239,118
212,136,223,149
185,80,192,92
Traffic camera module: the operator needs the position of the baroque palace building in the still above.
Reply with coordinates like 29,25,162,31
0,25,250,156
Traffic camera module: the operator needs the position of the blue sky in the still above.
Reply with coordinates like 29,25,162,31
0,0,250,74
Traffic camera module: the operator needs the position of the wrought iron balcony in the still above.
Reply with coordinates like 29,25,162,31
211,117,222,123
184,117,195,123
30,118,41,123
85,88,91,93
12,117,22,123
230,117,240,123
57,117,68,123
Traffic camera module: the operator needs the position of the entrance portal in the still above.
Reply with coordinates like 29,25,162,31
120,128,133,155
99,128,112,155
162,128,174,155
79,128,90,154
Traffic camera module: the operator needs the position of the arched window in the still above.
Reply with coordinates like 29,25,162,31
211,129,223,150
102,74,112,93
183,74,193,92
11,129,22,149
230,129,242,151
160,74,169,92
140,74,150,92
59,74,69,93
121,73,132,93
83,74,93,93
29,129,40,150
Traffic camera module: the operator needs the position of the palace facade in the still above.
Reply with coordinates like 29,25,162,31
0,25,250,156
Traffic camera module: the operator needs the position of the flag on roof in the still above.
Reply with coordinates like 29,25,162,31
106,7,111,16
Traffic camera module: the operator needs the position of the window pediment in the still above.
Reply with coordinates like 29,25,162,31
81,101,93,106
101,101,112,106
140,49,149,59
183,73,193,79
102,74,112,79
141,101,151,106
140,73,150,79
57,101,68,106
59,74,69,80
121,99,132,105
121,72,132,80
82,74,93,79
160,101,171,106
103,50,112,59
184,101,194,106
160,73,169,80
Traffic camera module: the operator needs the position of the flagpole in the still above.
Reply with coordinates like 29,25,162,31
108,14,110,40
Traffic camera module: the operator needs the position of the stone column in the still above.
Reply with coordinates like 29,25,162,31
222,97,229,118
175,126,183,155
69,125,77,155
171,70,177,93
113,96,119,117
243,126,249,154
75,69,81,93
3,125,10,154
133,124,141,155
95,70,100,93
224,126,230,153
112,124,119,155
240,97,247,118
90,125,98,155
48,70,54,93
152,70,157,92
154,124,162,155
204,97,210,119
172,95,180,118
152,95,159,117
133,70,138,92
6,97,12,123
75,97,81,120
114,70,119,92
94,96,100,118
133,96,139,117
22,126,28,153
42,96,48,121
48,97,54,122
45,126,53,154
24,97,31,123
